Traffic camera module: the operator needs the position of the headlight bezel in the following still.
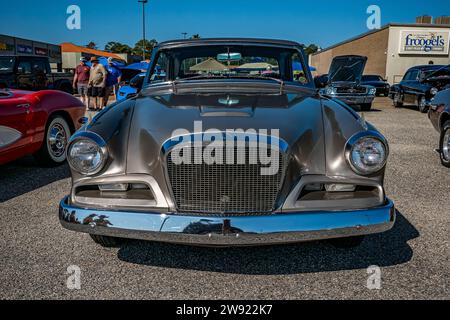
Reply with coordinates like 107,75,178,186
345,131,389,176
430,87,438,96
67,131,108,176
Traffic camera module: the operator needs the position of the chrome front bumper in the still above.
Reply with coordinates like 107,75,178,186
334,95,375,105
59,196,395,246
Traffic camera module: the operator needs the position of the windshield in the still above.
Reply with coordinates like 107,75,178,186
362,75,382,82
0,57,15,73
147,44,310,86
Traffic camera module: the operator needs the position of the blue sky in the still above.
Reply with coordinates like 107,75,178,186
0,0,448,50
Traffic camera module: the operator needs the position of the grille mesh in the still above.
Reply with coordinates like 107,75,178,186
167,145,286,215
336,87,368,94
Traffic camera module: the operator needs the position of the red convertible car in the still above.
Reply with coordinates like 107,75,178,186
0,89,85,166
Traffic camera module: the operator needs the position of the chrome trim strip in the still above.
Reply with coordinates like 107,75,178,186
59,196,395,246
72,174,169,209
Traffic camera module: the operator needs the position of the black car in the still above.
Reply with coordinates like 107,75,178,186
315,55,376,111
391,64,450,113
0,55,73,93
361,75,390,96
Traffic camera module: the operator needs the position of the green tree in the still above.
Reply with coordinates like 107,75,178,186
190,34,201,39
304,44,319,56
133,39,158,58
105,42,132,54
86,41,97,49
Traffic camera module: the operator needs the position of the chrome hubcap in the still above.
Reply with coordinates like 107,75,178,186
443,129,450,161
48,123,67,158
419,97,426,109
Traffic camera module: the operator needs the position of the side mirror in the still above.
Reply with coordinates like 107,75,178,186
314,76,328,89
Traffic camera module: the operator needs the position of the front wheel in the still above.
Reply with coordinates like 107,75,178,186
34,116,71,166
90,234,124,247
418,96,428,113
393,92,403,108
360,103,372,112
439,121,450,168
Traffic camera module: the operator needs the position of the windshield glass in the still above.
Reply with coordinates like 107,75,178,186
147,44,310,86
424,65,450,79
362,75,382,81
0,57,15,73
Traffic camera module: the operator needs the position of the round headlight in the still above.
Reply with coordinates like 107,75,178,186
325,87,337,95
346,134,388,175
68,138,107,175
430,87,438,96
369,88,377,95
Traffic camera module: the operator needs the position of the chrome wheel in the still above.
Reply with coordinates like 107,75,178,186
418,96,428,113
442,129,450,162
48,123,68,158
393,92,402,107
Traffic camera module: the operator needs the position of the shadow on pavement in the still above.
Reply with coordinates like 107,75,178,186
117,210,418,275
0,156,70,202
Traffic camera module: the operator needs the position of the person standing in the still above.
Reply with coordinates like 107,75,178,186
73,57,90,106
104,57,122,107
88,57,107,111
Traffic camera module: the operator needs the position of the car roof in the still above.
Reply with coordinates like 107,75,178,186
157,38,303,49
409,65,446,71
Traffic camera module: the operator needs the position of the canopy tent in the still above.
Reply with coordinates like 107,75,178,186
122,61,150,71
236,62,276,70
85,57,126,68
190,58,227,72
292,61,316,72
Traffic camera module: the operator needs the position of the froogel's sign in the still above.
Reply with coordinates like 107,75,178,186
399,30,449,55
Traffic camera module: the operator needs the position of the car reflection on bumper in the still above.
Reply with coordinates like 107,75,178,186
59,196,395,247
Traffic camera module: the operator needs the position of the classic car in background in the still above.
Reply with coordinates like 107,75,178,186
0,55,73,93
428,88,450,168
361,75,390,97
0,89,85,166
117,73,146,101
59,39,395,249
391,64,450,113
315,55,376,111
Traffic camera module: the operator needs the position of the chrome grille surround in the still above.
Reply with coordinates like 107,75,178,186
166,142,288,216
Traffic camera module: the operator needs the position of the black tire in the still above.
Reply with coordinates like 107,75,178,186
439,120,450,168
418,96,428,113
33,116,71,166
393,92,403,108
360,103,372,112
90,234,124,247
58,82,73,94
329,236,365,248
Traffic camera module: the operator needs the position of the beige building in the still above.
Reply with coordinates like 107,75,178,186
311,23,450,85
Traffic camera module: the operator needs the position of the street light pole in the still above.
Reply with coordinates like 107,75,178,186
138,0,148,61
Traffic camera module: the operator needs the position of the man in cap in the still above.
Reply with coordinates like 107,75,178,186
104,57,122,107
87,56,107,111
73,57,90,106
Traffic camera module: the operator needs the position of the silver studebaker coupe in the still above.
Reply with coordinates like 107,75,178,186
59,38,395,248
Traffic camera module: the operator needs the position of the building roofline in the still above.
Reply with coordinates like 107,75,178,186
313,23,450,56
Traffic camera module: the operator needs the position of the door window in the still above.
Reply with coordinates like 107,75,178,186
17,61,32,74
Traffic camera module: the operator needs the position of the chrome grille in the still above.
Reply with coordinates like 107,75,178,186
167,145,287,215
336,87,367,94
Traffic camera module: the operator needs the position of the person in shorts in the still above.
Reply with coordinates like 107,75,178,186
87,57,107,111
104,57,122,107
73,57,90,106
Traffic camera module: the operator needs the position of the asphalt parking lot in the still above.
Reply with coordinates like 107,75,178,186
0,97,448,300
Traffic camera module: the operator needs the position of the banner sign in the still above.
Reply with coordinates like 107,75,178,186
17,44,33,54
399,30,450,55
35,47,48,56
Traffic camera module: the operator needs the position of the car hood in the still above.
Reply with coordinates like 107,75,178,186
125,91,327,177
328,55,367,85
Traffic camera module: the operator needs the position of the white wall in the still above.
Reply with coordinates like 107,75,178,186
386,26,450,84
